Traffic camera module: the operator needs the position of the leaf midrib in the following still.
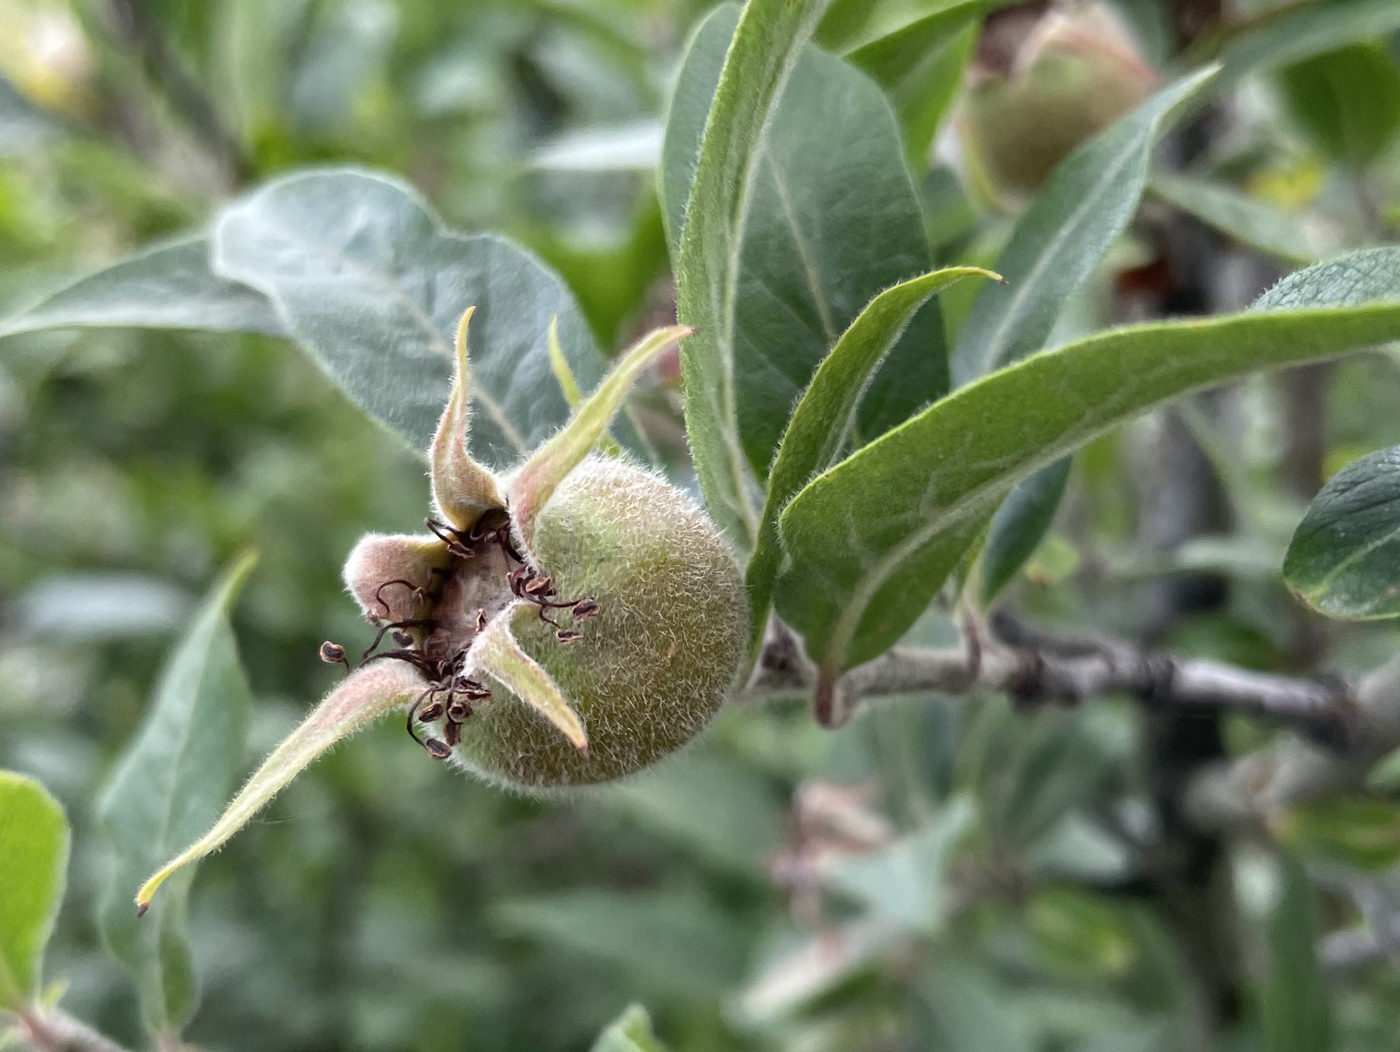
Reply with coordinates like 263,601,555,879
795,303,1400,671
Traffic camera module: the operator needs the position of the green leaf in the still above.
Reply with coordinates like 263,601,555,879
671,0,949,548
96,552,257,1034
492,890,746,1001
1215,0,1400,92
0,772,68,1009
212,167,608,463
1278,41,1400,169
978,456,1072,603
0,236,286,340
919,966,1033,1052
950,67,1218,387
1283,445,1400,620
1277,798,1400,871
775,248,1400,689
1149,175,1316,264
823,796,974,934
1368,743,1400,792
746,267,997,651
1261,858,1329,1052
942,70,1216,598
590,1005,668,1052
604,751,785,874
846,0,987,166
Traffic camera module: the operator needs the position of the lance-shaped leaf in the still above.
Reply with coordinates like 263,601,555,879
666,4,945,516
212,167,608,463
774,248,1400,704
746,267,999,654
1262,858,1330,1052
472,606,587,752
429,307,505,531
1283,445,1400,620
1214,0,1400,92
1149,175,1316,265
136,659,426,914
0,771,68,1009
97,553,257,1034
0,235,286,340
672,0,839,548
510,325,688,551
951,66,1217,387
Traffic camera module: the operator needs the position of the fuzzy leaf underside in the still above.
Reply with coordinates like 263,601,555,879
211,168,609,464
947,68,1216,597
0,236,286,339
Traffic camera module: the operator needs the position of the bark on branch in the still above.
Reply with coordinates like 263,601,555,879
745,612,1400,832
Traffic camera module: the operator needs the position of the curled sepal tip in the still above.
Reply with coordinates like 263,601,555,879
431,306,505,530
510,324,689,550
472,604,588,752
546,316,584,408
135,660,426,915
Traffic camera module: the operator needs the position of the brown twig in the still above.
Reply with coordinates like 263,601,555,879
746,610,1359,747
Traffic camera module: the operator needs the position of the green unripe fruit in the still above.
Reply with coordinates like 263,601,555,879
958,4,1156,207
448,457,747,790
132,318,727,912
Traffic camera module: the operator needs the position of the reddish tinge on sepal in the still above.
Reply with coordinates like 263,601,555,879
136,660,426,914
343,533,450,624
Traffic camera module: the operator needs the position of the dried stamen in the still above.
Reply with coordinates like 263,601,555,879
319,641,349,668
424,739,451,759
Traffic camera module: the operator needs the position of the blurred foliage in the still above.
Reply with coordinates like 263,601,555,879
1,0,1400,1051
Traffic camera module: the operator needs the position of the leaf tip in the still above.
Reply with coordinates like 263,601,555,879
454,305,477,370
134,865,177,916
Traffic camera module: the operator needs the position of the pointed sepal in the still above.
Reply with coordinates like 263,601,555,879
430,307,505,530
135,660,426,914
510,324,688,550
471,603,587,752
